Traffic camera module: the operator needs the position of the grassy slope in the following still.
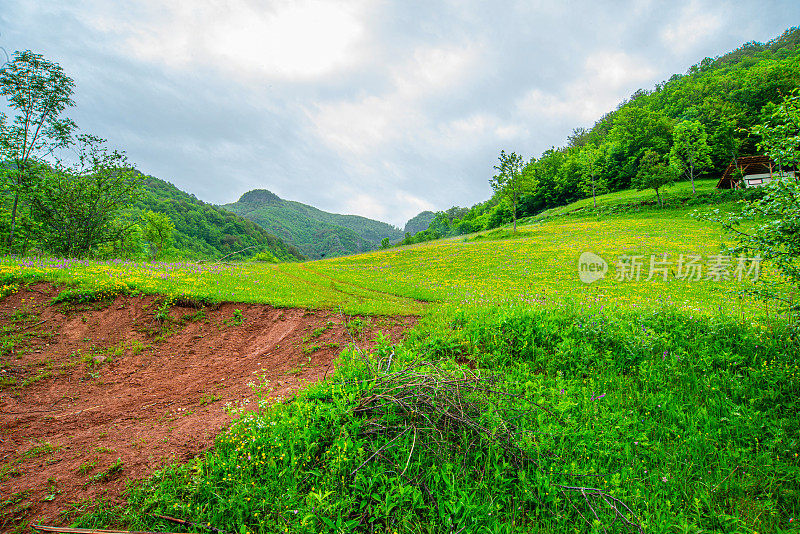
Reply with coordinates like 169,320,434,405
2,179,766,317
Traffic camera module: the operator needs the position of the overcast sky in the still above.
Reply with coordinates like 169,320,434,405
1,1,798,227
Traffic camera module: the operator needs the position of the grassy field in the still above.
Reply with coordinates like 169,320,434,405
3,182,798,533
0,180,774,319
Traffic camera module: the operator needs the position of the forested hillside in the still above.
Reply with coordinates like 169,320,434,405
224,189,403,259
0,169,305,261
403,211,436,235
132,177,304,261
399,27,800,245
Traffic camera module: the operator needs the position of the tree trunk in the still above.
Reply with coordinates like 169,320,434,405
690,162,696,194
592,172,597,209
7,192,20,251
655,188,662,207
512,192,517,232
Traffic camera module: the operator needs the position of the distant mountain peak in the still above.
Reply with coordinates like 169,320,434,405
238,189,282,206
224,191,403,259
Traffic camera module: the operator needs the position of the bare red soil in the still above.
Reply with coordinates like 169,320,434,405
0,284,416,531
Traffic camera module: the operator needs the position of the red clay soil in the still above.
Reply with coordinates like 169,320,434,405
0,284,417,532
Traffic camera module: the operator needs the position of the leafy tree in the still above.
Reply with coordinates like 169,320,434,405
29,135,141,257
0,50,76,251
752,92,800,173
633,150,677,207
490,150,534,232
109,220,145,259
141,209,176,260
427,212,452,237
577,144,608,209
567,127,590,148
669,120,712,194
487,198,512,229
606,107,673,189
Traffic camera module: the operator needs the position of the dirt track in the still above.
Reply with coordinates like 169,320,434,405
0,284,416,531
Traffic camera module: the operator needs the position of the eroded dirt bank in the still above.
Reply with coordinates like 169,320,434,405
0,284,417,530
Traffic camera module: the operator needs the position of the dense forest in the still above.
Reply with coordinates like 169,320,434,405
224,189,403,259
398,27,800,246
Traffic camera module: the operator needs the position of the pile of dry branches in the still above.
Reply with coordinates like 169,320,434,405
346,352,643,533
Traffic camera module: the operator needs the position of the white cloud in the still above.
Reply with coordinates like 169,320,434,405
342,192,387,220
517,50,657,126
435,113,526,151
341,189,434,227
89,0,369,81
660,1,724,54
307,43,480,155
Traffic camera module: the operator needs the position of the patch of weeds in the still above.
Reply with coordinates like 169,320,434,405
304,322,334,341
182,307,208,323
172,295,215,309
301,322,336,354
199,392,220,406
52,282,129,306
95,446,115,454
0,376,17,388
302,344,321,355
0,490,29,509
21,369,52,387
224,308,244,327
152,297,201,340
153,299,172,326
9,306,37,323
22,441,60,459
288,357,311,375
82,351,111,367
80,351,107,381
77,459,98,475
58,498,94,524
42,478,60,502
0,462,22,482
346,316,371,337
86,459,123,485
0,282,19,300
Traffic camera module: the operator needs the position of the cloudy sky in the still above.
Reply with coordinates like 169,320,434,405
1,1,798,227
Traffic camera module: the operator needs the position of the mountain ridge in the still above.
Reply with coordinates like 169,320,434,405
223,189,403,259
134,177,305,261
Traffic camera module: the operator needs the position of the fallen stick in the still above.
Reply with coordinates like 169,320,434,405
32,526,196,534
14,319,47,332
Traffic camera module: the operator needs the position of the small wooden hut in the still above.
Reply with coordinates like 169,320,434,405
717,155,796,189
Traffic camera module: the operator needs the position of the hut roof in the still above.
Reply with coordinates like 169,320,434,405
717,155,775,189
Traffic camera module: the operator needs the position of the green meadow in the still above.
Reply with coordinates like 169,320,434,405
4,182,798,533
1,181,769,318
